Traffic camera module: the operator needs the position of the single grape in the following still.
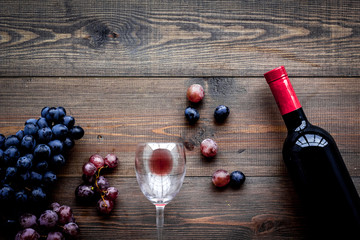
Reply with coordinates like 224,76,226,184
41,107,50,118
62,137,74,151
31,187,47,203
4,135,20,149
4,166,17,181
89,154,104,169
43,171,57,186
50,202,61,214
57,205,74,224
63,222,79,238
16,130,24,140
230,171,246,187
75,184,95,202
37,117,49,129
24,123,39,136
52,124,68,140
104,153,118,168
56,107,66,121
60,115,75,128
45,107,58,123
50,154,66,168
105,187,118,201
200,138,218,158
37,127,53,143
3,146,21,165
187,84,205,103
33,144,51,160
82,162,97,176
214,105,230,123
96,176,110,191
70,126,84,140
212,169,230,187
48,140,63,155
15,228,40,240
19,213,38,229
97,199,114,214
16,156,33,172
0,185,15,201
21,135,37,151
46,232,65,240
30,171,43,186
39,210,58,228
15,191,28,204
184,107,200,124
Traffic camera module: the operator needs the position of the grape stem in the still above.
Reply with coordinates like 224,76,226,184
94,165,109,207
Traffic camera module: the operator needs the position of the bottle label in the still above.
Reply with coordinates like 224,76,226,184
268,78,301,115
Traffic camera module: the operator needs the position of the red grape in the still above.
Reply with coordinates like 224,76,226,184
187,84,204,103
200,138,218,157
105,187,119,200
96,176,110,191
57,205,74,225
39,210,58,228
82,162,97,176
50,202,61,214
15,228,40,240
212,169,230,187
19,213,37,229
104,154,118,168
89,154,104,169
97,199,114,214
75,184,95,201
63,222,79,238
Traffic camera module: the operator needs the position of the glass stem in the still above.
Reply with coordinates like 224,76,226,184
156,204,165,240
156,204,165,228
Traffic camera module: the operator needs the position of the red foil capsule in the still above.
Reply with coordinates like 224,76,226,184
264,66,301,115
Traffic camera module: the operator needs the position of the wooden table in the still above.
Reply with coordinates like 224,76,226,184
1,0,359,239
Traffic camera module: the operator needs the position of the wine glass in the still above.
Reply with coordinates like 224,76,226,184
135,143,186,239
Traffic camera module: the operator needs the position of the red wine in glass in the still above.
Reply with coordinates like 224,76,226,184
150,149,173,176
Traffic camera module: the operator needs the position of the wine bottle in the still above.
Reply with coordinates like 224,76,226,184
264,66,360,237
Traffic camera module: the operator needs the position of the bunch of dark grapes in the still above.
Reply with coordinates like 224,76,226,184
75,154,119,214
0,107,84,237
15,202,79,239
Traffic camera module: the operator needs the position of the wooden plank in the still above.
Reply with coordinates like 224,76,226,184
45,176,360,239
49,176,307,239
0,77,359,177
1,0,360,76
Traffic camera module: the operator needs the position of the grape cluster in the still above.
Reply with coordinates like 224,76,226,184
15,202,79,239
75,154,119,214
0,107,84,235
0,107,84,204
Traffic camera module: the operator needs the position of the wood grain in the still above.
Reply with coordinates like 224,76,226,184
1,1,360,238
45,176,360,239
0,77,359,178
1,0,360,76
49,176,308,239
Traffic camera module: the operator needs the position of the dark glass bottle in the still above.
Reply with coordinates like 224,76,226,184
264,66,360,238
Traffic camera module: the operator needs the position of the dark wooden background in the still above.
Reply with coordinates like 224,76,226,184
1,0,359,239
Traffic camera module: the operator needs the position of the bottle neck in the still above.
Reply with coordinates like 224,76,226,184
267,75,302,115
282,108,309,131
264,66,308,131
